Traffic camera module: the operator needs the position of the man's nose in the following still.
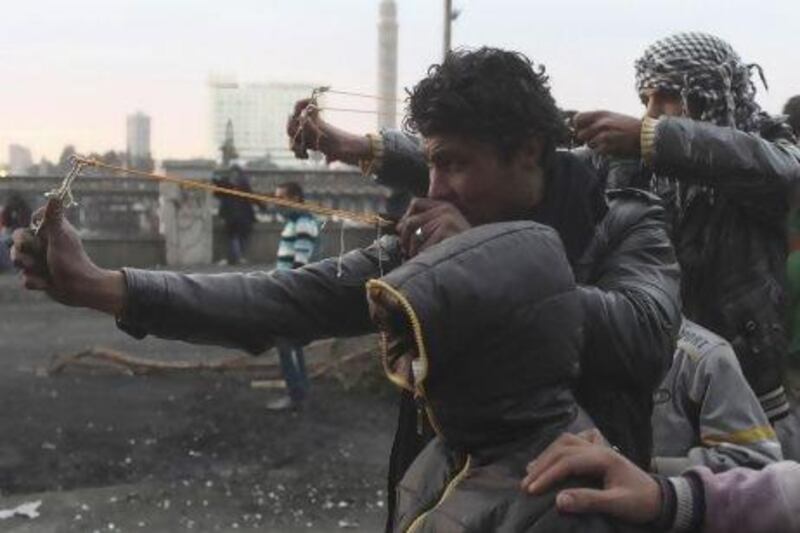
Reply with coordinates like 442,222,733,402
427,172,454,201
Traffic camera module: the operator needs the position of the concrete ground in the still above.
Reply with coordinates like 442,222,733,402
7,264,799,533
0,270,396,532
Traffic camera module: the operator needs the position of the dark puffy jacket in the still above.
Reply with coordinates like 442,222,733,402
367,221,648,532
586,117,800,421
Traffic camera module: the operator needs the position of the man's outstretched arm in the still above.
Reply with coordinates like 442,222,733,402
373,131,429,196
12,199,401,355
118,243,396,354
645,116,800,201
573,110,800,204
287,100,429,196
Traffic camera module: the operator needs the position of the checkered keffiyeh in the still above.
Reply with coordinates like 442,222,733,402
636,32,798,215
635,32,770,132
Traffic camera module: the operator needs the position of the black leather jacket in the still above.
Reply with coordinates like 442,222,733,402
589,117,800,420
367,221,646,533
376,130,680,464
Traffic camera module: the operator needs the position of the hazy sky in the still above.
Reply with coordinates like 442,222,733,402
2,0,798,164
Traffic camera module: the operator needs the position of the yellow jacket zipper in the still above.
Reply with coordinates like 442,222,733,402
404,454,472,533
366,279,463,531
366,279,444,435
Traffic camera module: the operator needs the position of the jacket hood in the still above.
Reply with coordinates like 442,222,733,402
367,221,584,450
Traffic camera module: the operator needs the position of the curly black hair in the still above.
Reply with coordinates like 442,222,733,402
784,95,800,136
405,47,568,162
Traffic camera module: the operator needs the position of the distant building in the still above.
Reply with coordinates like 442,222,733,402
8,144,33,175
209,76,324,167
126,111,152,170
377,0,399,130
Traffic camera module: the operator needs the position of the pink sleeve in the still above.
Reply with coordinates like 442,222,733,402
690,461,800,533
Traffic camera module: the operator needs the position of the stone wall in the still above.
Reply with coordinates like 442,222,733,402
212,220,381,266
0,175,160,238
0,169,389,269
83,236,166,269
73,221,379,270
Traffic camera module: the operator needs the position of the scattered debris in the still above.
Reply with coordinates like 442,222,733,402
47,341,376,383
48,348,272,377
249,380,286,390
0,500,42,520
2,321,391,530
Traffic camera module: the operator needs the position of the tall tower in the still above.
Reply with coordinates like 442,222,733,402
377,0,398,130
127,112,151,159
126,111,152,170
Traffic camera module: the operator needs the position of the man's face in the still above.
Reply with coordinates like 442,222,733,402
423,134,541,226
641,88,703,120
275,187,297,202
641,88,684,119
275,187,301,217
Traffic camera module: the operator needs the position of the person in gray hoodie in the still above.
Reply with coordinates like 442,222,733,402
651,320,783,474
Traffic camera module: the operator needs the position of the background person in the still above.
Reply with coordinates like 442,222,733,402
267,182,319,411
573,32,800,429
651,319,783,475
212,165,257,265
0,192,31,272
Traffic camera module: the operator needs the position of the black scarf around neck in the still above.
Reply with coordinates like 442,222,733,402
530,151,608,266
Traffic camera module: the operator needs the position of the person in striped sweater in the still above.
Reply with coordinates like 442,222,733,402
267,182,320,410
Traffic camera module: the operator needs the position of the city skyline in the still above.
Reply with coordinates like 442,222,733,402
2,0,798,165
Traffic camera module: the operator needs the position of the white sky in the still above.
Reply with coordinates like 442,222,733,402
1,0,798,164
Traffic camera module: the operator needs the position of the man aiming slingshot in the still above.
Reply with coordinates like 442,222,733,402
12,47,680,530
